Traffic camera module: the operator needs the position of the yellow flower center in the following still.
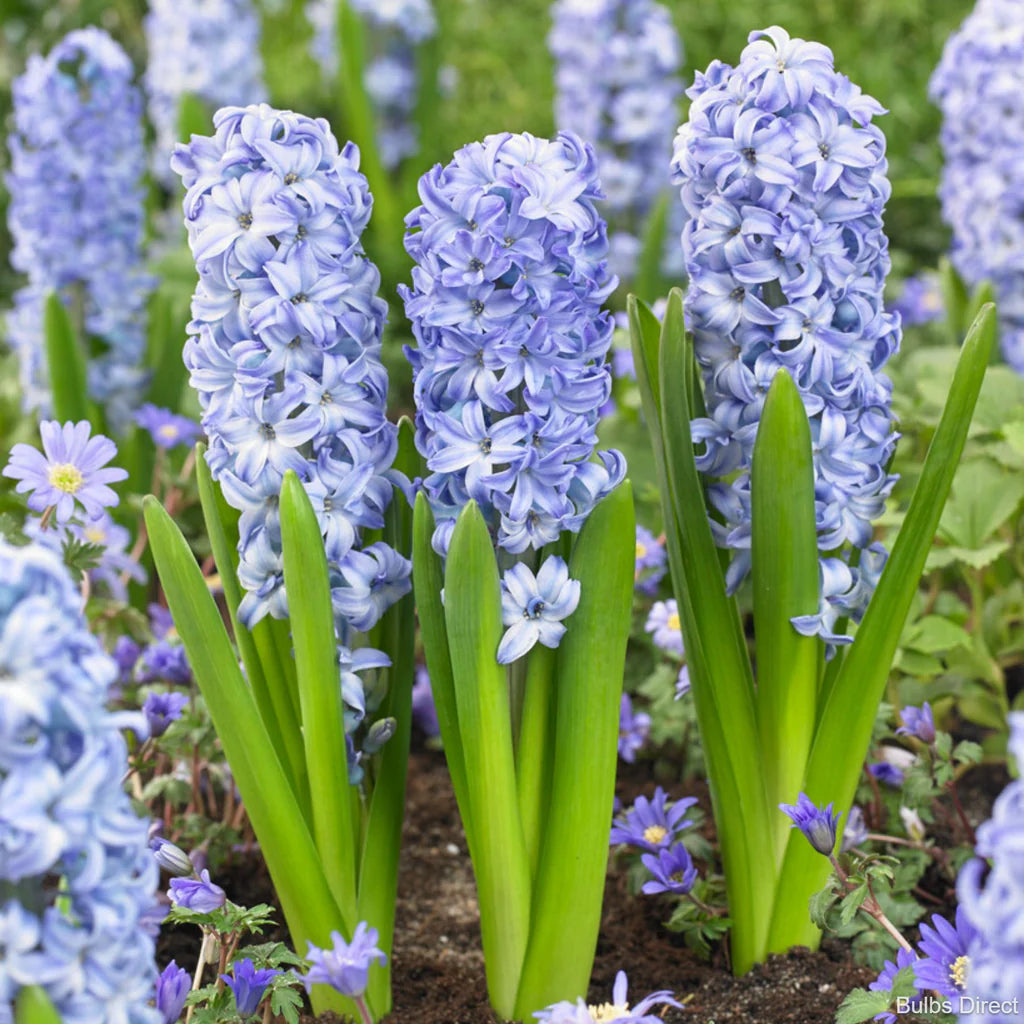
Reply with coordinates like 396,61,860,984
635,541,647,560
950,954,969,990
83,525,106,544
643,824,668,845
157,423,180,443
48,463,83,494
667,612,681,632
590,1002,630,1023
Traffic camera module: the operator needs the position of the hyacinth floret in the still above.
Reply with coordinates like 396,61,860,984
401,130,625,560
5,28,152,428
0,540,160,1022
548,0,685,280
173,103,410,638
144,0,266,187
956,711,1024,1017
308,0,436,169
672,26,900,645
929,1,1024,372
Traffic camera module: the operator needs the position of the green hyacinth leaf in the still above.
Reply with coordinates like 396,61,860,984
767,303,997,951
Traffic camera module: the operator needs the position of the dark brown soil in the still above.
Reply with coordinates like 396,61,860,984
159,741,879,1023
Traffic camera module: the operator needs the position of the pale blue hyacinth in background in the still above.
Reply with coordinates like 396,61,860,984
308,0,436,169
5,28,152,428
145,0,266,188
548,0,685,282
930,0,1024,372
0,540,160,1023
672,26,901,646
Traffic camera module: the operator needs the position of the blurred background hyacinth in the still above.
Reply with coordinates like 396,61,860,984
548,0,685,284
6,26,151,428
144,0,266,188
4,1,1024,1022
930,0,1024,371
673,26,900,645
308,0,436,171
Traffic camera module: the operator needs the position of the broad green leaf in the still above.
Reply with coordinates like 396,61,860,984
767,303,997,952
358,418,418,1018
751,369,821,860
143,497,351,1014
633,190,670,305
444,502,530,1018
194,447,306,807
177,92,211,140
655,291,775,971
901,615,972,655
938,256,968,341
43,290,89,424
14,987,61,1024
834,988,900,1024
926,540,1010,571
145,286,190,413
1002,420,1024,457
280,472,357,916
938,458,1024,548
411,494,473,855
514,484,634,1017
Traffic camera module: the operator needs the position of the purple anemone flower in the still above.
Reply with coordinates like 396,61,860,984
868,762,904,788
868,946,917,1024
914,906,977,998
644,599,684,657
221,958,282,1015
897,702,936,744
3,420,127,523
610,787,698,853
534,969,681,1023
134,404,202,450
302,922,387,998
143,691,190,738
168,869,226,913
779,792,842,856
156,961,190,1024
618,693,651,764
641,842,698,896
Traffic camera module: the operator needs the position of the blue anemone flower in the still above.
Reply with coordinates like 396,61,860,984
914,906,977,998
610,787,698,853
641,842,698,896
779,792,842,856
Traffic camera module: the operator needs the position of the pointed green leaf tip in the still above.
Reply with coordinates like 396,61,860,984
15,987,61,1024
43,290,89,424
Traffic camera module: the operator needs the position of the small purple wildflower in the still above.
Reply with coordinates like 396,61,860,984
411,666,440,738
156,961,191,1024
914,906,977,998
897,703,936,744
134,404,201,450
533,969,681,1023
168,869,226,913
149,603,175,639
221,958,282,1016
868,762,904,788
645,599,684,657
841,805,868,853
112,635,142,681
143,691,189,738
497,557,581,664
139,640,192,686
3,420,127,523
149,837,193,877
889,274,943,327
641,842,698,896
302,922,387,998
635,525,667,595
674,665,691,699
618,693,651,764
779,793,842,856
610,787,698,853
867,946,917,1024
